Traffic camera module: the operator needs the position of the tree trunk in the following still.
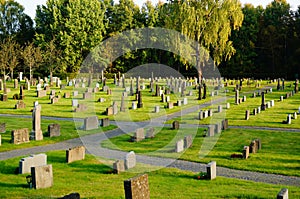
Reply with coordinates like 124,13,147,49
196,43,202,85
10,70,13,80
30,66,32,80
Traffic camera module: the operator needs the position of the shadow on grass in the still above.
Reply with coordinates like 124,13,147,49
47,153,66,164
68,161,113,174
0,182,26,188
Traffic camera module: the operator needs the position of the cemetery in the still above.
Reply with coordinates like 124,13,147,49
1,0,300,198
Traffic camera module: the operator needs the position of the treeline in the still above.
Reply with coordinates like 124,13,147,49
0,0,299,80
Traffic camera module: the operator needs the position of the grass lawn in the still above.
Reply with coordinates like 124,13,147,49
0,151,299,198
0,116,116,152
102,127,300,177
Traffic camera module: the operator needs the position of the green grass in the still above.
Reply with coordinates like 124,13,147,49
102,128,300,176
0,151,299,198
0,117,116,152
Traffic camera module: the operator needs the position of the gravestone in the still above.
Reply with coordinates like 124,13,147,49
280,96,284,101
132,128,145,142
261,92,266,110
277,188,288,199
75,104,88,112
51,97,59,104
242,96,246,102
183,97,188,105
226,103,230,109
113,160,125,174
208,109,213,117
31,164,53,189
207,125,215,137
66,146,85,163
48,124,60,137
172,121,179,130
199,111,203,120
31,104,43,141
83,116,99,130
206,161,216,180
253,108,257,116
154,106,160,113
293,112,297,119
72,99,78,107
120,96,126,112
19,153,47,174
14,79,18,89
137,91,143,108
287,114,291,124
249,140,257,154
83,92,92,100
113,102,118,114
64,92,70,98
131,102,137,110
15,100,26,109
124,151,136,169
243,146,249,159
235,90,239,104
245,110,250,120
19,85,25,100
176,100,182,106
218,105,222,113
167,102,174,109
215,123,222,134
124,174,150,199
184,135,193,148
175,139,184,152
73,91,78,97
37,90,47,98
161,93,165,103
257,106,261,114
145,128,155,139
11,128,29,144
106,106,113,116
222,119,228,130
101,118,110,127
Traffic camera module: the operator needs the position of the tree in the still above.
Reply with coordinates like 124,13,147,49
22,42,43,80
163,0,244,82
0,37,21,79
0,0,34,43
35,0,106,76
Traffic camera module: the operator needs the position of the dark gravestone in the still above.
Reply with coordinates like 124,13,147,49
19,85,25,100
0,123,6,133
202,83,207,99
60,193,80,199
137,91,143,108
235,90,239,104
277,79,281,90
124,174,150,199
198,84,202,100
261,92,266,110
48,124,60,137
172,121,179,130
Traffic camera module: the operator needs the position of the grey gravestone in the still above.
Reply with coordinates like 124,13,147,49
277,188,288,199
83,116,98,130
124,174,150,199
31,105,43,141
132,128,145,142
293,112,297,119
66,146,85,163
124,151,136,170
175,139,184,152
154,106,160,113
145,128,155,139
120,96,126,112
287,114,292,124
184,135,193,149
101,118,110,127
245,110,250,120
113,160,125,174
14,79,18,89
226,103,230,109
172,121,179,130
165,96,170,102
31,164,53,189
206,161,216,180
243,146,249,159
48,124,60,137
207,125,215,137
215,123,222,134
218,105,222,113
280,96,283,101
73,91,78,97
257,106,261,114
183,97,188,105
199,110,203,120
242,96,246,102
11,128,30,144
19,153,47,174
113,102,118,115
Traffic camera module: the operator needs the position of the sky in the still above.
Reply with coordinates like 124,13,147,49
15,0,300,20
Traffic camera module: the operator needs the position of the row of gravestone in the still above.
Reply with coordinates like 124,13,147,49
113,151,136,174
7,123,60,145
175,135,193,153
18,146,85,190
205,119,229,137
81,116,110,130
130,128,155,142
283,112,298,124
230,139,261,159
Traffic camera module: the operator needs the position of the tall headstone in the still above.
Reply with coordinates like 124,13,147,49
277,188,288,199
245,110,250,120
243,146,249,159
14,79,18,89
261,92,266,110
31,105,43,141
2,81,8,101
203,83,207,99
137,91,143,108
19,85,25,100
206,161,216,180
198,84,202,100
124,174,150,199
120,96,126,112
235,90,239,104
